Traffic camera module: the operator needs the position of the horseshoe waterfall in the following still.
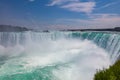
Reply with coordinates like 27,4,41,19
0,31,120,80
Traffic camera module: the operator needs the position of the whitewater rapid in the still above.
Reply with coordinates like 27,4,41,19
0,31,119,80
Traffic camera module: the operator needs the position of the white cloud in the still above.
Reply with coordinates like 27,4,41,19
57,14,120,29
28,0,35,2
99,2,118,9
61,2,95,14
47,0,96,14
47,0,79,6
46,0,120,29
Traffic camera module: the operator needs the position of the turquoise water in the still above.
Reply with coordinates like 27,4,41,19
0,31,119,80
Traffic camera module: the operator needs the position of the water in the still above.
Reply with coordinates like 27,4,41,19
0,31,119,80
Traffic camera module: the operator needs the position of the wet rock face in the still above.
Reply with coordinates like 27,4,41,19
0,25,29,32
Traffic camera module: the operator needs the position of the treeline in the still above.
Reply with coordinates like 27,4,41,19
94,60,120,80
0,25,29,32
62,27,120,32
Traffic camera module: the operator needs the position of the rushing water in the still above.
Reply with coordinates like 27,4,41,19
0,31,120,80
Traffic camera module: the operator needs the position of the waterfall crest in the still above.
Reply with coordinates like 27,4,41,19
0,31,119,80
0,31,119,61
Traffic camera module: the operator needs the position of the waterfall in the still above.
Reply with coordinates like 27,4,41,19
0,31,119,80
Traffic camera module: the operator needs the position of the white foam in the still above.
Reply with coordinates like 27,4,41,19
0,38,111,80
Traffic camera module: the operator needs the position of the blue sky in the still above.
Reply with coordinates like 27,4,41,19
0,0,120,29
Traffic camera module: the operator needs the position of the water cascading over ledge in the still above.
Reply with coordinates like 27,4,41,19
71,31,120,62
0,31,120,80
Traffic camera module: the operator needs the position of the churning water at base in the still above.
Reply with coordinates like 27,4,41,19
0,31,119,80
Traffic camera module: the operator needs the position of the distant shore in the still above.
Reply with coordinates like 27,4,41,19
0,25,29,32
0,25,120,32
61,27,120,32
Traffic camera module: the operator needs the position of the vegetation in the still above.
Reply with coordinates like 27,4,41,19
0,25,29,32
94,60,120,80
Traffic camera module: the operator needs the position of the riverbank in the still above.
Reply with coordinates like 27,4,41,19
94,60,120,80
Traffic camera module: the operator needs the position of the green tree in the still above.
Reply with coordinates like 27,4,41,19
94,60,120,80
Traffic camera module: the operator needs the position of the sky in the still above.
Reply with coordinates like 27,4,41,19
0,0,120,30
